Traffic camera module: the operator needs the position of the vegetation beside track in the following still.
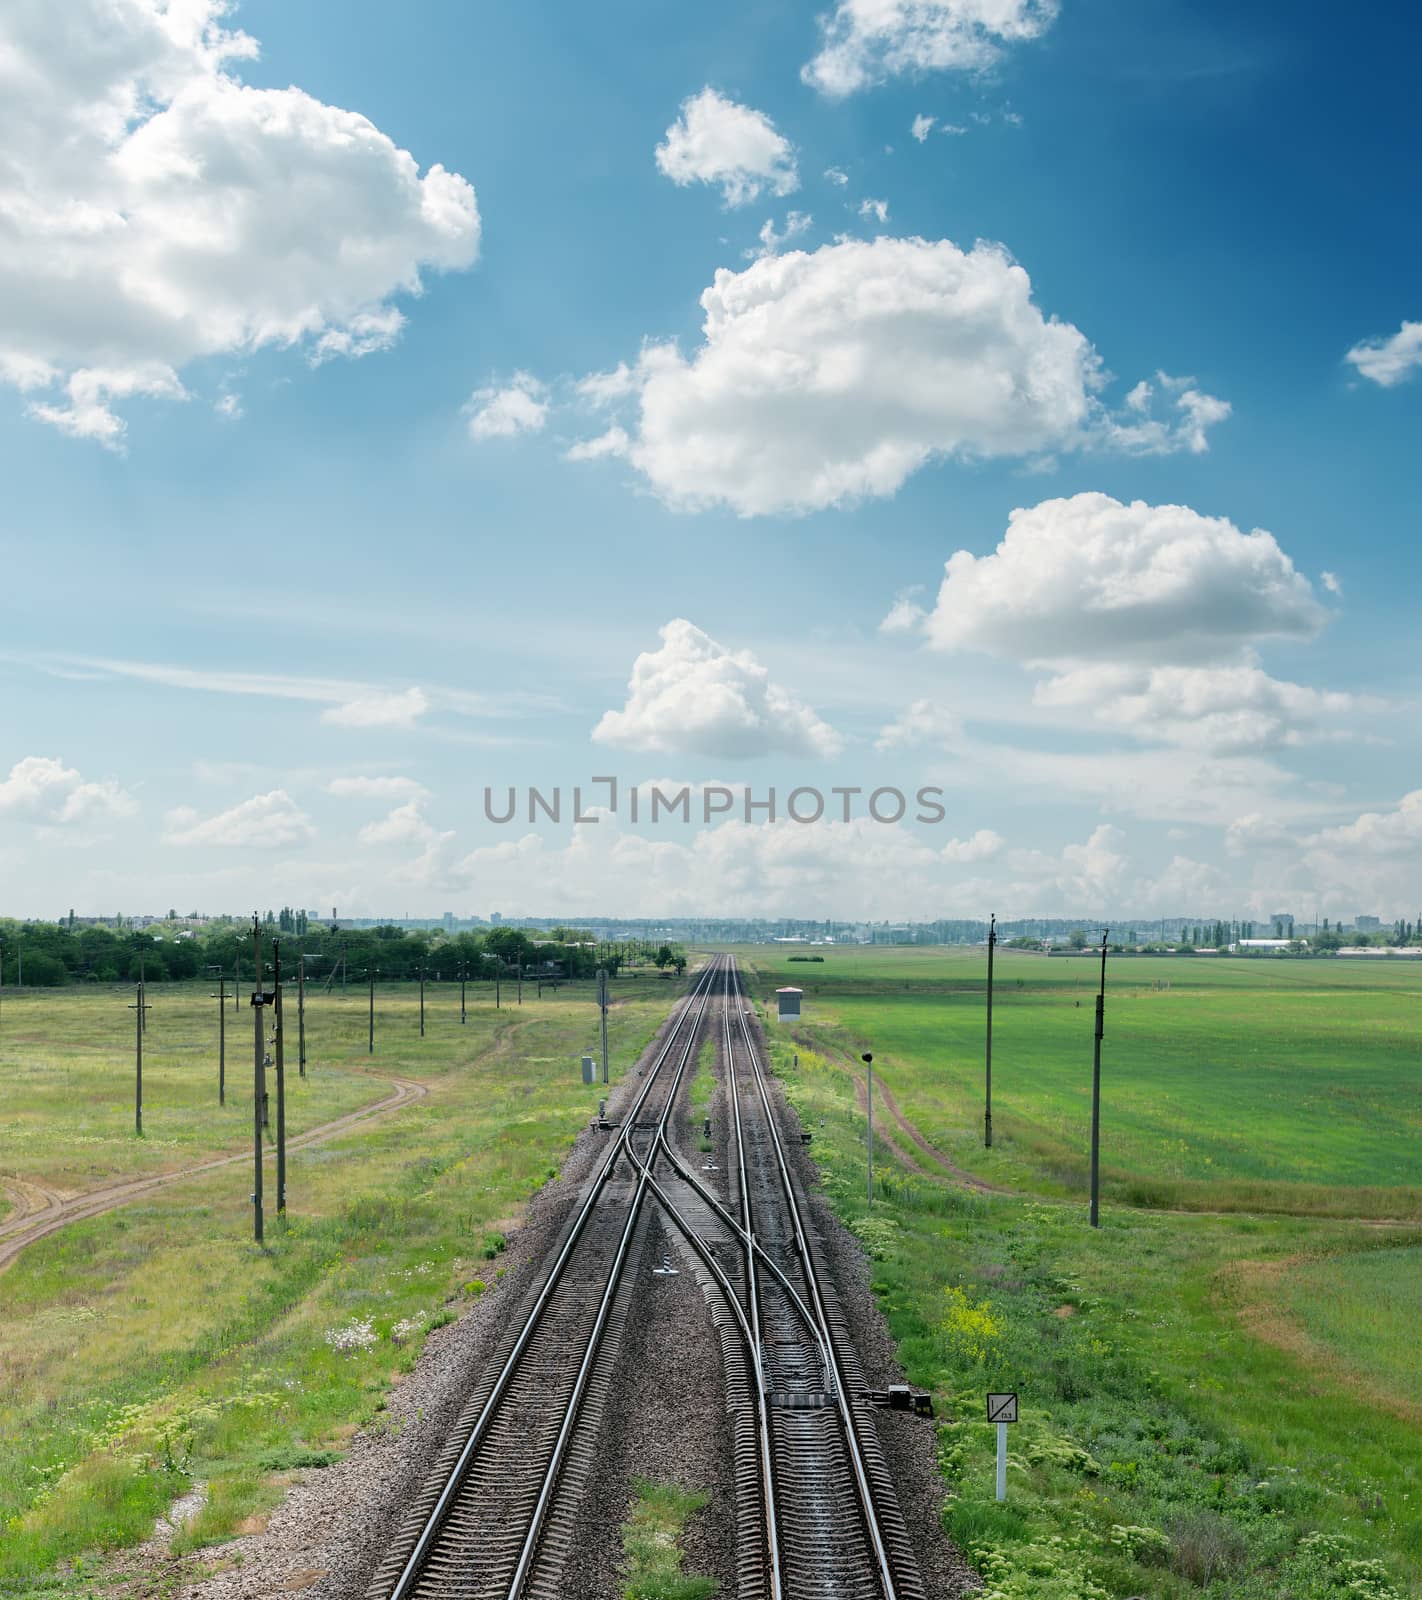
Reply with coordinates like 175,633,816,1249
0,977,677,1592
619,1477,718,1600
738,946,1420,1598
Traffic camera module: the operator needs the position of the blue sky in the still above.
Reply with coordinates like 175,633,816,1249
1,0,1419,922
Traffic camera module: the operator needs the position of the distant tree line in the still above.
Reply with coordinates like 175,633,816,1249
0,916,686,987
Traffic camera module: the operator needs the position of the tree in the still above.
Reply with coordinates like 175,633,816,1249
672,954,687,977
1068,928,1087,950
484,926,534,967
654,944,674,970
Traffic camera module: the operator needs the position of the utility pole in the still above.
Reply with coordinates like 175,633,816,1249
130,985,152,1135
341,942,347,999
517,960,523,1006
494,960,501,1009
234,951,240,1014
138,951,145,1032
368,967,376,1055
598,966,610,1084
214,975,226,1105
297,956,306,1077
420,961,426,1038
862,1052,874,1204
1089,929,1109,1230
273,941,286,1216
251,916,265,1245
984,913,996,1149
460,961,467,1025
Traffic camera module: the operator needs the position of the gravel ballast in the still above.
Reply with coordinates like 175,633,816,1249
104,975,977,1599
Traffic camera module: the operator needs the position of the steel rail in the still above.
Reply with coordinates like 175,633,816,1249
618,962,781,1599
728,957,901,1600
719,962,786,1600
499,953,721,1598
384,955,721,1600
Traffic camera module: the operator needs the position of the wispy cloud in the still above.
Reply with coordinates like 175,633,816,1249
12,653,566,723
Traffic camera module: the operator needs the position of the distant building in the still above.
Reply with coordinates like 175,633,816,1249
1355,915,1381,931
1269,912,1294,938
491,911,503,924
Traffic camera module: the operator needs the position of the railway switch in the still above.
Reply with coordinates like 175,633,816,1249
863,1384,935,1418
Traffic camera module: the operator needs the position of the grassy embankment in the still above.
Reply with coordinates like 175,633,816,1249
0,973,681,1593
741,946,1421,1600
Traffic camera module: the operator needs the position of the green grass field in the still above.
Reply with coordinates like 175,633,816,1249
731,945,1422,1600
0,972,680,1591
751,946,1422,1216
1280,1245,1422,1412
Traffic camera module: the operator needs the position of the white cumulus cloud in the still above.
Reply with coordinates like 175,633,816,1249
0,755,134,823
0,0,480,447
911,113,936,142
803,0,1059,98
920,493,1327,665
1034,663,1359,753
164,789,312,848
875,698,959,750
465,372,549,441
571,238,1228,516
1345,321,1422,387
654,88,798,208
748,211,814,259
327,775,429,801
321,688,429,729
593,619,843,760
942,828,1003,862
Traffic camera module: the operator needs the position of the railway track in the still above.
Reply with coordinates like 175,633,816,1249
370,953,924,1600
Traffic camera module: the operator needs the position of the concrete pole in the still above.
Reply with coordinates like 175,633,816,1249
297,956,306,1077
420,962,426,1038
252,917,264,1244
862,1052,874,1205
368,968,376,1055
274,941,286,1215
985,913,996,1148
218,977,226,1105
132,984,144,1135
996,1423,1008,1501
598,967,610,1085
1089,929,1108,1230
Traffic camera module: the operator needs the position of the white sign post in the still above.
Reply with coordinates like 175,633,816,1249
987,1393,1017,1501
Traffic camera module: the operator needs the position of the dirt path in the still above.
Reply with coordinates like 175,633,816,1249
0,1069,428,1274
0,1175,66,1227
1220,1250,1422,1428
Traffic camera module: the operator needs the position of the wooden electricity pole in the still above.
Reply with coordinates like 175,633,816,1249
460,961,467,1025
1089,929,1109,1230
420,961,426,1038
517,960,523,1006
130,985,152,1135
368,967,376,1055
